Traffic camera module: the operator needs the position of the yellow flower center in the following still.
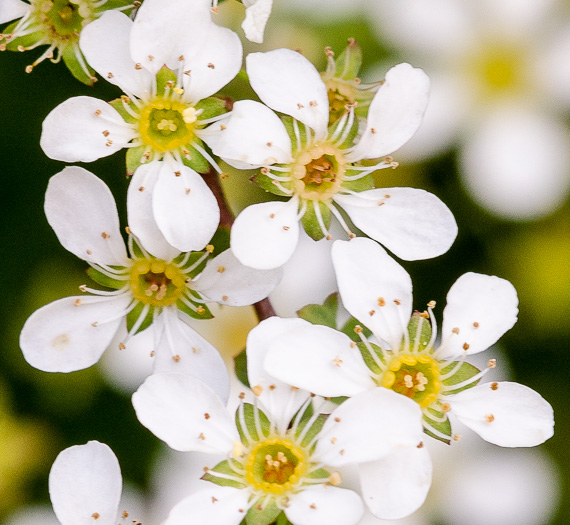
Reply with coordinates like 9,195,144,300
381,354,441,408
129,259,187,307
292,143,345,201
139,99,196,153
244,437,307,495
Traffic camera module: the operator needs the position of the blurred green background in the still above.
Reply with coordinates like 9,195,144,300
0,1,568,523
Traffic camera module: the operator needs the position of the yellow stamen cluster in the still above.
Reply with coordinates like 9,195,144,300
129,259,186,307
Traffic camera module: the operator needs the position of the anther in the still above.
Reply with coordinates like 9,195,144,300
334,417,341,422
329,472,342,485
148,55,154,61
488,359,496,368
417,441,424,448
310,504,317,510
297,103,304,109
207,63,215,69
211,496,218,503
79,285,87,292
185,188,191,195
222,295,228,301
348,233,356,239
134,63,142,70
239,392,245,400
332,356,343,367
309,100,318,107
172,355,181,362
252,385,263,396
463,343,470,350
107,72,114,79
101,232,110,239
473,321,480,328
490,382,499,390
369,310,375,316
92,513,100,519
119,342,126,350
174,171,181,177
394,299,401,305
150,351,155,357
485,414,495,423
206,245,214,253
122,511,128,518
102,130,110,137
25,65,33,73
269,384,276,390
217,266,225,273
94,109,102,116
453,434,462,442
441,403,451,413
266,142,272,147
427,300,436,308
204,413,210,419
451,327,460,334
125,227,132,234
377,297,386,306
354,325,363,334
73,298,82,306
370,128,377,134
199,433,206,440
283,226,290,231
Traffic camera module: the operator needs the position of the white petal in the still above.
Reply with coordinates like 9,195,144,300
247,49,329,138
439,273,518,359
331,238,412,350
231,199,300,270
358,445,432,519
181,23,243,103
246,317,315,432
242,0,273,44
163,486,250,525
450,382,554,447
79,11,152,99
348,63,430,161
264,321,375,397
335,187,457,260
152,309,230,403
130,0,211,74
127,164,181,261
49,441,121,525
193,249,282,306
20,294,131,373
0,0,28,24
313,388,423,466
45,166,128,266
132,372,238,454
40,97,135,162
207,100,293,166
153,162,220,253
285,485,364,525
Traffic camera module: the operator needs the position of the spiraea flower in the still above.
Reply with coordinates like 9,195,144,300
133,318,430,523
49,441,139,524
263,237,554,448
20,167,281,400
0,0,135,85
40,0,242,251
207,48,457,269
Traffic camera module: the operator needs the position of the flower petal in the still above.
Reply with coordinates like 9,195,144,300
127,163,181,261
49,441,122,525
313,388,423,466
79,11,153,99
163,486,250,525
20,294,131,373
0,0,28,24
45,166,128,266
231,199,300,270
181,23,243,103
335,187,457,260
246,317,314,433
450,382,554,447
439,273,518,359
247,49,329,138
152,162,220,253
331,238,412,350
264,320,375,397
152,309,230,403
242,0,273,44
206,100,293,166
348,63,430,160
285,485,364,525
132,372,238,454
193,249,282,306
40,97,135,162
358,445,432,519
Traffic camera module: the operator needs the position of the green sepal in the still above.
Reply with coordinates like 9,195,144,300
341,171,374,193
294,412,328,449
334,40,362,81
251,170,291,197
297,292,338,329
86,267,126,290
97,0,134,12
3,24,44,51
175,250,209,279
176,290,213,320
233,348,250,388
202,460,246,489
406,312,433,353
235,404,271,446
129,237,146,259
155,66,178,97
306,467,332,481
441,361,482,395
276,513,293,525
422,409,451,445
126,146,147,176
196,96,231,121
329,396,348,405
61,44,95,86
109,98,139,125
357,341,386,375
301,200,330,241
126,301,154,334
281,116,308,155
209,226,231,254
339,317,372,342
180,138,210,174
246,499,281,525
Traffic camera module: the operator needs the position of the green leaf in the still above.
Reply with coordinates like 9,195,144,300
234,348,250,388
155,65,178,97
441,361,482,394
422,409,451,445
297,293,338,329
202,460,246,489
406,312,433,352
334,39,362,81
61,44,95,86
246,499,281,525
235,404,271,446
301,200,330,241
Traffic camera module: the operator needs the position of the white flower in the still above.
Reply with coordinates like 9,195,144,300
206,48,457,269
264,237,554,449
40,0,242,251
49,441,127,525
370,0,570,220
19,167,281,401
132,317,429,523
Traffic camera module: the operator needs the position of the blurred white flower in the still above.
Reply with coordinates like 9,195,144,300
370,0,570,220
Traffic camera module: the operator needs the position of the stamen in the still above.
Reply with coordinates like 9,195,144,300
184,245,214,273
422,418,453,441
334,105,355,147
292,119,302,153
296,397,328,445
312,200,331,239
190,140,224,174
79,284,130,296
353,326,387,373
326,202,355,238
441,367,490,393
237,401,254,447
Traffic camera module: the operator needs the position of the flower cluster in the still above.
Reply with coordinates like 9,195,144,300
5,0,555,523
